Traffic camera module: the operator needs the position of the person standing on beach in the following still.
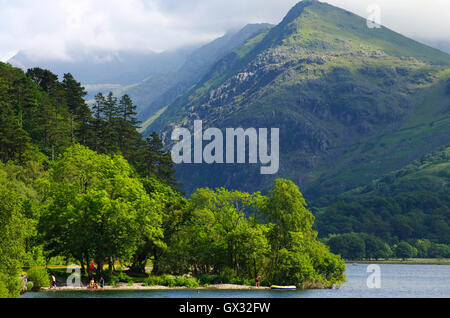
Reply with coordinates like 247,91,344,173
256,276,262,288
50,275,57,289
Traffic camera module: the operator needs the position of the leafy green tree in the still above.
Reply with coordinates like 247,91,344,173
131,177,186,274
327,233,366,260
361,234,391,260
264,179,315,255
428,243,450,258
0,165,33,298
263,179,345,287
39,144,163,275
181,188,267,278
394,241,417,260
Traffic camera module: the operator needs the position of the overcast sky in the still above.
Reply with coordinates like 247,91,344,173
1,0,449,62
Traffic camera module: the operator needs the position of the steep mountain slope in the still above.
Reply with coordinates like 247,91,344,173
315,146,450,243
147,0,450,197
127,23,273,122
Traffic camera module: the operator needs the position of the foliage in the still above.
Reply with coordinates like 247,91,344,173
159,179,345,288
0,164,34,298
26,267,50,289
394,242,417,260
39,145,163,274
142,275,199,288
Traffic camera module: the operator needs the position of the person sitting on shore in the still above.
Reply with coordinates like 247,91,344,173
89,278,96,289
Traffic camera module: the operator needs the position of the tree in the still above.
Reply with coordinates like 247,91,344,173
62,73,92,145
92,93,106,153
0,70,32,163
0,165,33,298
263,179,345,287
327,233,366,260
39,145,163,275
130,177,186,274
117,94,141,159
136,132,178,188
394,242,416,260
263,179,315,262
173,188,268,278
26,68,59,95
361,234,390,260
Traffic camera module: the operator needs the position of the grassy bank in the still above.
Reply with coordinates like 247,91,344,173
347,258,450,265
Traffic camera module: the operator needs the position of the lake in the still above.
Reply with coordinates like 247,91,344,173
22,264,450,298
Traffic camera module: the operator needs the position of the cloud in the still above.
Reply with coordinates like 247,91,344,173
1,0,449,62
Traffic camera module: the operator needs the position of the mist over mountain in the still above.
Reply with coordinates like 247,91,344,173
8,46,198,100
129,23,273,121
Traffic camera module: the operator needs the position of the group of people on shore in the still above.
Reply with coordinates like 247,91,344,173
48,263,105,290
88,263,105,290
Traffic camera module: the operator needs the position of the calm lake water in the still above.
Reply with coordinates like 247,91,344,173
22,264,450,298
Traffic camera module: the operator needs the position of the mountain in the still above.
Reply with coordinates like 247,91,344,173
145,0,450,198
315,146,449,243
119,23,273,122
8,47,197,100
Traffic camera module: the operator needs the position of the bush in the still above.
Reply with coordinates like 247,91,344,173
0,271,22,298
142,275,199,288
143,276,162,287
26,267,50,289
174,276,199,288
26,281,34,291
161,275,176,287
184,277,199,288
174,276,186,287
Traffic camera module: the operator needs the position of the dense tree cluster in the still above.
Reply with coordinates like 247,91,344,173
0,63,176,185
0,63,345,297
154,179,345,288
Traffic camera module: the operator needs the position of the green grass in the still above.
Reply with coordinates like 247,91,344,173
349,258,450,265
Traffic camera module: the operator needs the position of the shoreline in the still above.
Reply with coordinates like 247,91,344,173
346,258,450,265
39,283,271,292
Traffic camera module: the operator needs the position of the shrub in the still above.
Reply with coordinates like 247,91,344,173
142,275,199,288
174,276,186,287
184,277,199,288
26,267,50,289
143,276,162,286
161,275,176,287
26,281,34,291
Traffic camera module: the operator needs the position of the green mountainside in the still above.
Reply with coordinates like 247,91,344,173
315,146,449,244
146,0,450,199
